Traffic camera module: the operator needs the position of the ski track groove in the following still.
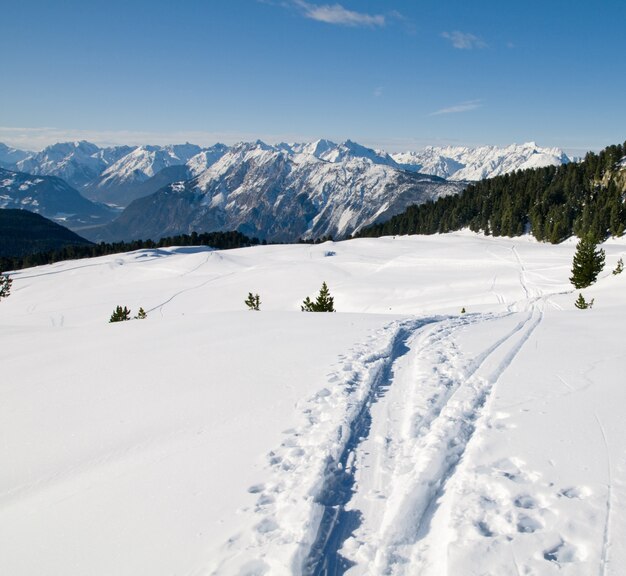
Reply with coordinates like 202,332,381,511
367,304,544,574
594,412,612,576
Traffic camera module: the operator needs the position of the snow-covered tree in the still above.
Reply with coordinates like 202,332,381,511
135,307,147,319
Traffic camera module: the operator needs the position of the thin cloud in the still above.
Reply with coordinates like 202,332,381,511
293,0,385,27
0,126,317,151
441,31,487,50
430,100,483,116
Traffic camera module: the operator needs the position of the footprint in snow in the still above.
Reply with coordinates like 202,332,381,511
543,539,585,563
559,486,590,499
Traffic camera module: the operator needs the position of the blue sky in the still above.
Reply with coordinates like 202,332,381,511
1,0,624,154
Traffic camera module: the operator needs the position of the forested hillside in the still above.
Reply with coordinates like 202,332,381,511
0,209,93,258
358,142,626,243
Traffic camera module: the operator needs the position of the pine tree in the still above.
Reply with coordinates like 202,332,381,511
574,293,594,309
612,257,624,275
301,281,335,312
569,234,605,289
0,273,12,302
135,307,147,319
245,292,261,311
110,305,131,322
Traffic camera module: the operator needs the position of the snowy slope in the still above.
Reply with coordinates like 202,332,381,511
1,231,625,575
393,142,571,180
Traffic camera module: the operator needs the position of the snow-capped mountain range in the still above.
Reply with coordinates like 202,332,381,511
1,138,574,242
91,140,463,242
16,141,134,190
391,142,571,180
2,139,572,204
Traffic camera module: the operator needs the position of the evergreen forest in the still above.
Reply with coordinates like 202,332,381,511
357,142,626,243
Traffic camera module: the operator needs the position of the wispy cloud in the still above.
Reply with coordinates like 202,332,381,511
441,31,487,50
292,0,385,27
373,86,384,98
430,99,483,116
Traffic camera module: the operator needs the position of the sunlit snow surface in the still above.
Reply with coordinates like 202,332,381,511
1,231,625,575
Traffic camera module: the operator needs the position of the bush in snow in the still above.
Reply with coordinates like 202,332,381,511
301,281,335,312
110,305,131,322
135,307,148,320
245,293,261,311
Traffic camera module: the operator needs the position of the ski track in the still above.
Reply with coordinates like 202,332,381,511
208,302,546,576
594,412,612,576
209,317,448,575
341,304,545,575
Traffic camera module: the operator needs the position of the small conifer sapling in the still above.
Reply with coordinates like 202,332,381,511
574,293,594,310
135,307,147,319
0,273,12,302
301,281,335,312
245,293,261,311
612,257,624,275
110,305,131,322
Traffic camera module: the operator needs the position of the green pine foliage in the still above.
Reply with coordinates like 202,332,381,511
570,234,605,288
356,141,626,244
0,273,12,301
135,307,147,319
301,281,335,312
612,257,624,275
109,305,131,323
574,293,594,309
245,292,261,311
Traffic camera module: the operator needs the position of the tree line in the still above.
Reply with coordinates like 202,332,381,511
0,230,260,272
356,142,626,243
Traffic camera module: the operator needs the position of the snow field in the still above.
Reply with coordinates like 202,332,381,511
1,231,626,575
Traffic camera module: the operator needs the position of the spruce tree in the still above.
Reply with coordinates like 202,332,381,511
0,273,11,302
301,281,335,312
569,234,605,288
135,307,148,319
110,305,131,322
